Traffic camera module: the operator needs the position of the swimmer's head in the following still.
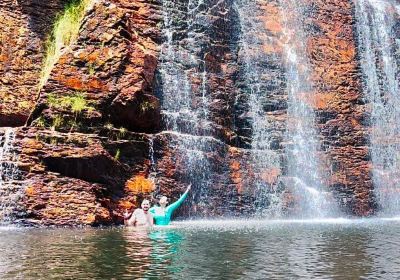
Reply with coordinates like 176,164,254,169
141,199,150,211
159,196,168,207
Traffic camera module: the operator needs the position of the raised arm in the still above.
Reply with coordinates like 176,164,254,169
167,185,191,214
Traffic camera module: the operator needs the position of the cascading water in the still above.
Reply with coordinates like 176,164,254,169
234,0,338,218
354,0,400,216
156,0,341,217
155,0,216,211
280,0,337,218
159,0,210,134
0,128,24,224
235,0,285,216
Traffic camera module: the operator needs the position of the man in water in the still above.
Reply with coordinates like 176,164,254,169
124,199,154,227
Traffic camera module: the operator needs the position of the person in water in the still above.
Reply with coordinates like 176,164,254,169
124,199,154,227
150,185,191,226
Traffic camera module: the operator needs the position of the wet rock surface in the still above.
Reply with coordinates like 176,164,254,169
305,0,374,215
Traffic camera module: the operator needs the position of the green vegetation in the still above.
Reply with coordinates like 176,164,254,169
87,62,96,76
35,133,41,142
18,101,31,110
104,122,114,130
114,149,121,160
34,116,47,128
117,127,128,139
103,123,128,140
47,93,95,114
46,93,95,131
51,115,64,131
39,0,92,89
50,137,59,145
140,101,155,114
70,94,94,115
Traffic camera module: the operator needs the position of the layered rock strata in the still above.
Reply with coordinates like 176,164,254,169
0,0,69,126
1,0,164,225
305,0,374,215
0,0,379,225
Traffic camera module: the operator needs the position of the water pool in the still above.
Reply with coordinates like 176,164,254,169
1,218,400,279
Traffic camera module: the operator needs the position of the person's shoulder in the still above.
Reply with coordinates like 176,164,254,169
133,209,143,214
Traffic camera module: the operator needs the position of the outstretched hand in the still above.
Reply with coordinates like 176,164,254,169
123,210,132,220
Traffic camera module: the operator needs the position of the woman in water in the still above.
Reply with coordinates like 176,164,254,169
150,185,191,226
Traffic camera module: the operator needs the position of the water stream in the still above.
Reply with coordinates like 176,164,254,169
0,128,23,224
156,0,215,211
280,0,337,218
235,0,284,216
354,0,400,216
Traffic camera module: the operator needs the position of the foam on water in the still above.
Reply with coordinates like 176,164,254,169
0,225,21,231
172,217,369,228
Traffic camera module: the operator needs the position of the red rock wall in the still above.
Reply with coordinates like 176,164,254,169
305,0,374,215
0,0,67,126
30,0,161,132
1,0,164,226
0,0,378,225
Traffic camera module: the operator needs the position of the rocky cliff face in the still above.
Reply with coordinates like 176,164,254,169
1,0,163,226
306,0,374,216
0,0,387,225
0,0,68,126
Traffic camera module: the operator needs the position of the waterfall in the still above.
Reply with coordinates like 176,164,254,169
159,0,211,134
280,0,337,218
235,0,285,216
354,0,400,216
156,0,341,217
234,0,338,218
0,128,23,223
156,0,215,212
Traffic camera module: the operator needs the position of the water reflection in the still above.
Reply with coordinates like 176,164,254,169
123,229,185,279
365,222,400,278
285,225,374,278
1,220,400,279
320,228,374,278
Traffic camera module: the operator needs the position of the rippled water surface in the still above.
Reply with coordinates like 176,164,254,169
1,219,400,279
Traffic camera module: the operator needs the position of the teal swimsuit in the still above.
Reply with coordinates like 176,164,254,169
150,191,189,225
